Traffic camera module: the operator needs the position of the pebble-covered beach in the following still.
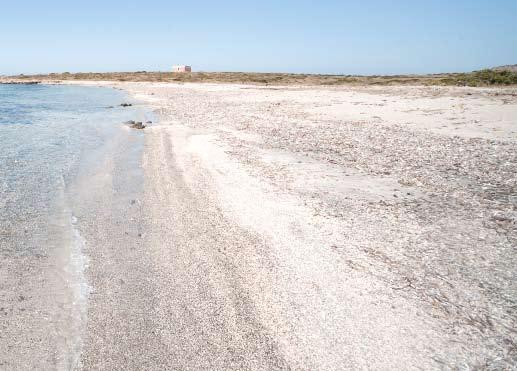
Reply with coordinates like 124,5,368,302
2,81,516,370
96,82,515,369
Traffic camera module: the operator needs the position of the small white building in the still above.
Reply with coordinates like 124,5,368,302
172,65,192,73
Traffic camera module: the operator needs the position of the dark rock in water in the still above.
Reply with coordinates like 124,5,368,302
132,122,145,129
123,120,145,129
146,121,152,124
120,103,132,107
106,106,114,109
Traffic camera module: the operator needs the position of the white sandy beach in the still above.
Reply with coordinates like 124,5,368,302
71,81,517,370
1,0,516,368
9,81,516,370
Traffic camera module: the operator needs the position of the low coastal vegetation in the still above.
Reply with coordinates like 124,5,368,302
436,69,517,87
2,68,517,86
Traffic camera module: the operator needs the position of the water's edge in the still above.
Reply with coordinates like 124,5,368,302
62,87,150,370
0,84,151,370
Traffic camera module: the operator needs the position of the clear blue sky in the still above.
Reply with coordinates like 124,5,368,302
1,0,516,75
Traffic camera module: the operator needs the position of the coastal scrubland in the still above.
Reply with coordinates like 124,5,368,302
3,68,517,86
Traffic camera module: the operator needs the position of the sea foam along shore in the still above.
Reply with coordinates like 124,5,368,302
59,80,517,369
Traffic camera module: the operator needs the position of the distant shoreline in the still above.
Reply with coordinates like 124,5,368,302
0,81,40,85
2,68,517,87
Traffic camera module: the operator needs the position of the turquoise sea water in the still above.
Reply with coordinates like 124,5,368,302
0,84,143,255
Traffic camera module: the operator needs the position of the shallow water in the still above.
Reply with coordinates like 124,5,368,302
0,84,148,369
0,84,144,253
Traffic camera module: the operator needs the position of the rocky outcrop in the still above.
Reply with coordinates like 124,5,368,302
492,64,517,72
